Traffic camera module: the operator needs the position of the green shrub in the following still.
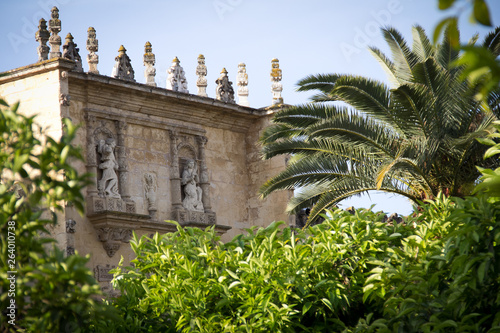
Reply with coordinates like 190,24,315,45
107,193,500,332
0,99,116,332
107,209,415,332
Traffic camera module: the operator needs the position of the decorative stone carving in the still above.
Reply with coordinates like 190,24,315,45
66,219,76,233
126,202,136,214
271,58,283,105
143,41,156,87
96,227,132,257
112,45,135,82
48,6,62,59
215,68,235,103
35,18,50,62
166,57,189,93
97,138,121,199
62,33,83,72
86,27,99,74
114,120,130,201
236,63,249,106
171,210,217,226
94,264,116,282
181,160,204,212
144,173,157,216
196,54,208,97
59,93,70,106
196,136,212,212
66,246,75,256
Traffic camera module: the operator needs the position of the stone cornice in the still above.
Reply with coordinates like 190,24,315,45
68,70,268,133
0,58,75,84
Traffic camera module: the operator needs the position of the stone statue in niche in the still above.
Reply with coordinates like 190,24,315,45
181,160,204,212
144,173,157,211
97,138,121,199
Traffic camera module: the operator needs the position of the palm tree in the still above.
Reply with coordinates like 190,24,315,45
259,25,500,222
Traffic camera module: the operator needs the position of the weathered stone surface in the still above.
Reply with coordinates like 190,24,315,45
196,54,208,97
166,57,188,93
215,68,235,103
86,27,99,74
112,45,135,82
237,63,249,106
62,33,83,72
0,58,291,279
48,7,62,59
270,58,283,105
143,41,156,87
35,18,50,62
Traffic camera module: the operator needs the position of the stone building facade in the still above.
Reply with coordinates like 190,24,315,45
0,7,291,289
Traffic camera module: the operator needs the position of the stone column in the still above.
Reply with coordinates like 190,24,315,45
85,114,98,197
115,120,131,201
35,18,50,62
143,41,156,87
237,63,249,106
86,27,99,74
197,136,212,212
169,131,183,210
271,58,283,105
196,54,208,97
48,7,62,59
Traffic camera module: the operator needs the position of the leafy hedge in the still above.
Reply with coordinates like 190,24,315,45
104,189,500,332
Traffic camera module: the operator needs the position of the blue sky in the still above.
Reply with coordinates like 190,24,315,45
1,0,499,215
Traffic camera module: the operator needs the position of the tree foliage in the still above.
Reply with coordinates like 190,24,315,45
0,99,115,332
106,189,500,332
435,0,500,108
259,25,500,222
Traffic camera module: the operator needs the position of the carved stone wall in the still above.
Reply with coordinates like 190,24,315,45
0,59,291,288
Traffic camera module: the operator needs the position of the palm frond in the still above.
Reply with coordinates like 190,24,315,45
412,25,434,62
382,27,418,83
436,27,460,69
259,123,304,145
305,111,398,156
331,76,398,126
482,26,500,57
296,74,341,96
368,47,399,86
259,153,356,197
390,83,434,137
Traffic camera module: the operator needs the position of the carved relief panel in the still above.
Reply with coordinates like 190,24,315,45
169,131,216,225
85,115,135,215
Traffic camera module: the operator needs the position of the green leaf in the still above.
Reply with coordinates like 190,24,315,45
472,0,492,26
438,0,456,10
434,17,455,44
302,302,312,315
477,260,487,283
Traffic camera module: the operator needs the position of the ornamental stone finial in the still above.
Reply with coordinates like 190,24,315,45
86,27,99,74
48,6,62,59
166,57,188,93
62,33,83,72
236,63,249,107
196,54,208,97
270,58,283,105
111,45,135,82
143,41,156,87
215,68,235,103
35,18,50,62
